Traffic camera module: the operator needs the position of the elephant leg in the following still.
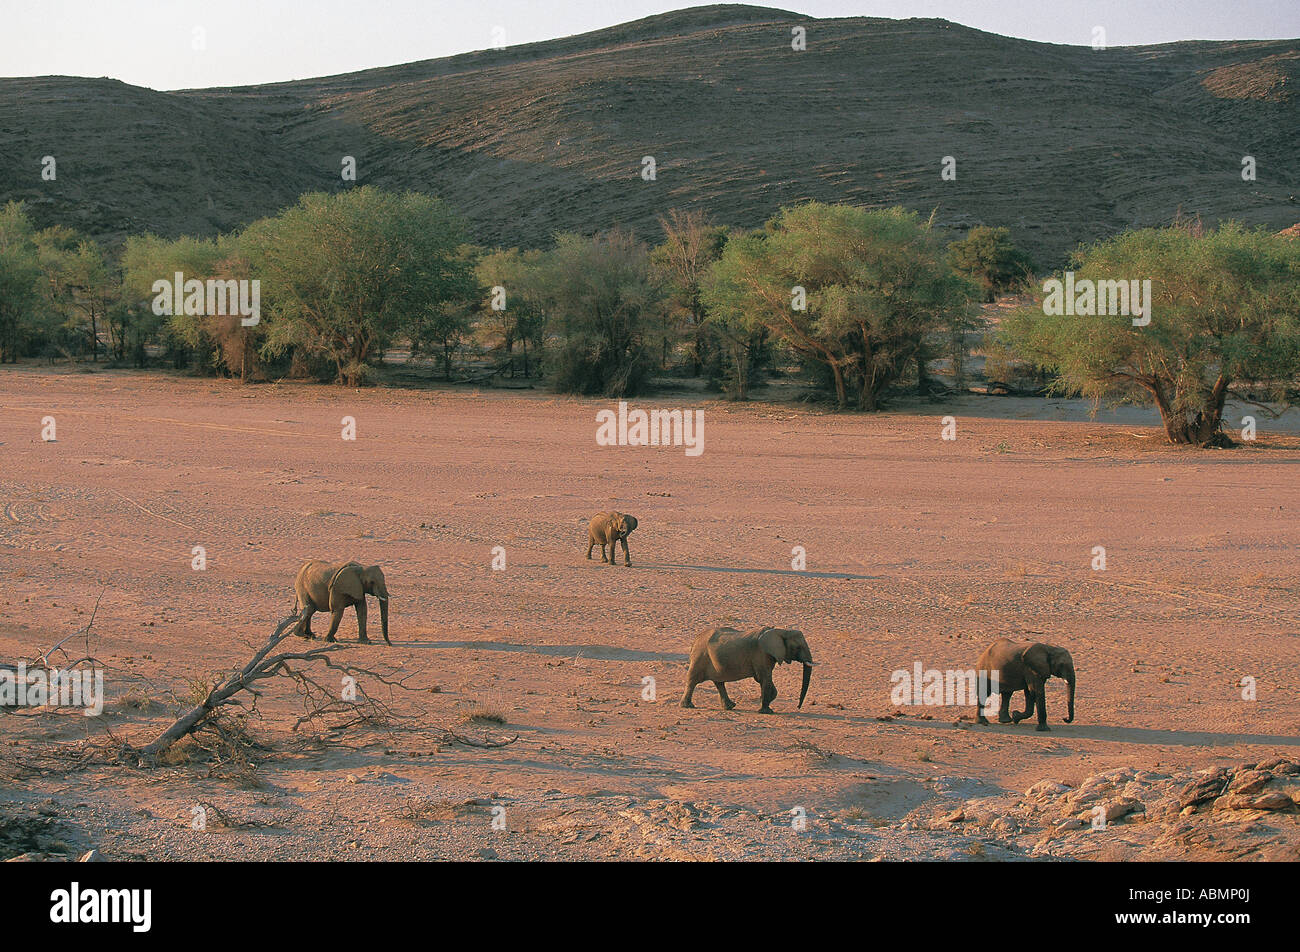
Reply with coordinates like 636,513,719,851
297,605,317,638
355,599,369,643
997,691,1014,724
715,681,736,711
324,608,345,643
758,676,777,714
1012,688,1033,723
1033,681,1050,731
620,536,631,567
681,675,699,708
600,541,610,563
586,539,595,560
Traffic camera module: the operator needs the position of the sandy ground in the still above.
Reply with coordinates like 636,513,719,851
1,366,1298,861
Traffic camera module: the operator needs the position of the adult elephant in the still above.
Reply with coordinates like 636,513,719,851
680,626,816,714
976,637,1075,731
294,560,390,645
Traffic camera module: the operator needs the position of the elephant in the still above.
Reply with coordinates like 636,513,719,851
585,511,639,566
680,626,815,714
975,637,1075,731
293,560,390,645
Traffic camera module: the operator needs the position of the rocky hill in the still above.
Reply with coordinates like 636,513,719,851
2,4,1297,263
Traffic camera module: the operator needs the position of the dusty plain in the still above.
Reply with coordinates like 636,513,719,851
1,366,1298,860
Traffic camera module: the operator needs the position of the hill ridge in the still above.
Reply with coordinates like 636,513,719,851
1,6,1296,263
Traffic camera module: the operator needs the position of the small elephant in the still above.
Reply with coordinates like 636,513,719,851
976,637,1075,731
681,626,815,714
585,511,638,566
294,559,390,645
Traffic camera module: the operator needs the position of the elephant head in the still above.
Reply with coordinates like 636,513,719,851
1023,643,1075,723
758,627,817,708
615,514,638,538
331,563,390,644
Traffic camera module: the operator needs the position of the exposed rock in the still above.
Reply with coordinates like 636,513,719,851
1227,769,1272,795
1099,797,1144,823
1213,791,1293,812
1025,780,1071,799
1263,777,1300,806
1259,758,1299,775
939,758,1299,859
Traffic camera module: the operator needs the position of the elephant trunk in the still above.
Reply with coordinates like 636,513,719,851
1065,675,1075,723
798,663,813,709
379,596,389,643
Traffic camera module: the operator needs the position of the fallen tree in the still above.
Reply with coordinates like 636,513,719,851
132,614,517,766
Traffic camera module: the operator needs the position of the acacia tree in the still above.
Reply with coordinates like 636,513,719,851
122,233,250,376
0,202,42,362
245,187,475,386
539,229,661,397
475,247,547,377
949,225,1035,302
34,227,122,362
703,203,974,410
650,208,728,375
1002,222,1300,446
409,244,482,380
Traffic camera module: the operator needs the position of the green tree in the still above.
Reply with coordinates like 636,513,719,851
0,202,43,362
703,203,974,410
949,225,1036,302
650,209,728,375
539,229,660,397
122,233,249,376
245,187,474,386
1002,222,1300,446
409,245,482,380
34,227,122,362
476,247,547,378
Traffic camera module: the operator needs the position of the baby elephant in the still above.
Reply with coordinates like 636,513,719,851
586,511,639,566
681,626,816,714
294,559,391,645
976,637,1075,731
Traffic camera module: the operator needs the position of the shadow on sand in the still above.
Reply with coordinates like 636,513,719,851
407,640,687,664
643,562,878,580
895,719,1300,748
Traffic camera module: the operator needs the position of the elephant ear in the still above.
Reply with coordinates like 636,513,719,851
758,626,787,663
623,515,637,533
330,564,365,608
1020,643,1052,679
1046,645,1073,677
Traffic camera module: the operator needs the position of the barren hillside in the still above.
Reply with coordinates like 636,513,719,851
2,4,1297,262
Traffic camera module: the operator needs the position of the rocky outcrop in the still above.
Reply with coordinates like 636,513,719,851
922,758,1300,860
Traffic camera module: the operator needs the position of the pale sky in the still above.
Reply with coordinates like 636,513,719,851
5,1,1298,91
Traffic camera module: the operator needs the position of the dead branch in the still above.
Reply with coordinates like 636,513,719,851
33,589,105,668
134,614,338,763
127,613,520,768
441,729,520,749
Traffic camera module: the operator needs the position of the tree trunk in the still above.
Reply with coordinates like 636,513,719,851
830,361,847,410
916,344,931,396
1152,376,1230,446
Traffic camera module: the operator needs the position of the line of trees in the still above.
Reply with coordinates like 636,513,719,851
2,189,1297,445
